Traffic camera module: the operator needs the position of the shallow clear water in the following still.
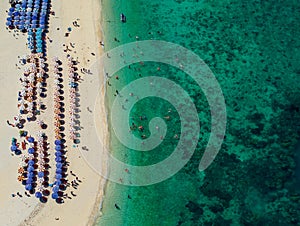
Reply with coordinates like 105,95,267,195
97,0,300,225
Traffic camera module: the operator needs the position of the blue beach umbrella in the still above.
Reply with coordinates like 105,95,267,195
51,192,58,199
13,11,20,16
55,168,62,174
9,7,15,12
55,151,61,157
19,24,25,30
28,166,34,172
8,11,14,16
52,186,59,193
27,178,34,184
55,174,62,180
55,157,62,162
28,137,34,143
28,159,35,165
55,180,62,186
25,184,32,190
28,147,35,154
6,21,12,26
26,178,33,184
40,14,46,19
56,163,62,169
38,171,44,178
54,140,61,145
7,17,13,21
10,145,17,151
55,145,61,151
35,192,42,198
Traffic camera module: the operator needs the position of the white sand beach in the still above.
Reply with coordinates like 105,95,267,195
0,0,108,225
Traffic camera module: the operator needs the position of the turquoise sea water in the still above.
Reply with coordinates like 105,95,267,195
97,0,300,225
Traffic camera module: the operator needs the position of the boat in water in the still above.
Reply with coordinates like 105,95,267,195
120,13,126,23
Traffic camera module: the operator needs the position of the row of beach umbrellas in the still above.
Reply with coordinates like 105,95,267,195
52,139,64,200
67,56,77,141
18,61,37,115
18,53,45,115
52,57,65,200
23,136,35,191
34,131,47,197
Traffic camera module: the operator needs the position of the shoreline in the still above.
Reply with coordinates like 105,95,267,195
94,0,145,224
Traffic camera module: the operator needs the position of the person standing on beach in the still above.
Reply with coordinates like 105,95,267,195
6,120,15,127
